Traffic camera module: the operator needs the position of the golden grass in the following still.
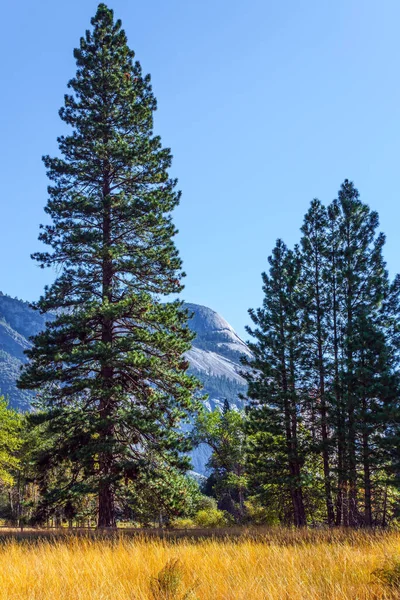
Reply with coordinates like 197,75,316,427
0,528,399,599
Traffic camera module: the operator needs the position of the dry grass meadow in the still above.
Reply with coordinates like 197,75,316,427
1,528,400,599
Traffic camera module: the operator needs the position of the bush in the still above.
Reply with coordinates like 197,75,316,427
194,508,228,528
169,518,196,529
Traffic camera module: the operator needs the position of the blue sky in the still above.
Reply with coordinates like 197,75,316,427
1,0,400,338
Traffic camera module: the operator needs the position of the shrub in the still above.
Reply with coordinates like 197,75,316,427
169,517,196,529
194,508,228,528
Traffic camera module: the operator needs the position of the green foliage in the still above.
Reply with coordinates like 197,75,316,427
193,404,247,519
17,4,200,527
169,517,196,529
196,495,217,511
244,499,280,526
244,240,308,526
122,468,203,525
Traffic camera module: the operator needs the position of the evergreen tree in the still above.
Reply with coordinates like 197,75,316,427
18,4,199,528
243,240,307,526
326,199,348,525
300,199,335,525
337,180,388,525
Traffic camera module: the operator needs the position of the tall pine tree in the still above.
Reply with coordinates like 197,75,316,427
337,180,387,525
300,199,335,525
18,4,199,528
244,240,307,526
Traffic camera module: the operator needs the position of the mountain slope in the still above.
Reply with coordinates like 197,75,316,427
0,293,50,410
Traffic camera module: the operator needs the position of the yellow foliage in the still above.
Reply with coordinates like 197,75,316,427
0,397,22,487
0,528,398,599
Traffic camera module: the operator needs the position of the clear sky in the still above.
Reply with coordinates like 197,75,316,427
1,0,400,339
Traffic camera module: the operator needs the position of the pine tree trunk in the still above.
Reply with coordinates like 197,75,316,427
280,330,304,526
347,364,358,525
382,484,388,528
98,478,116,528
347,412,358,526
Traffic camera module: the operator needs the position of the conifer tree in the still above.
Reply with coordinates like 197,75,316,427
300,199,335,525
245,181,400,527
326,199,348,525
244,241,307,526
337,180,387,525
18,4,198,527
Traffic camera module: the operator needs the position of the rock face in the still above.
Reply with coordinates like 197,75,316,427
185,303,250,410
0,294,250,472
184,303,250,473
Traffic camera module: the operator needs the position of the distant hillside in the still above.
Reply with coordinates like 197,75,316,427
0,294,250,472
0,293,51,410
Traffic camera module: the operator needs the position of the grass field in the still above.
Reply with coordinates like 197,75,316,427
0,528,400,599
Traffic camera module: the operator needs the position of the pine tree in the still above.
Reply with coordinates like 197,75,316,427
18,4,199,528
300,198,335,525
326,199,348,525
380,276,400,505
244,181,400,527
244,240,307,526
351,272,400,525
337,180,387,525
